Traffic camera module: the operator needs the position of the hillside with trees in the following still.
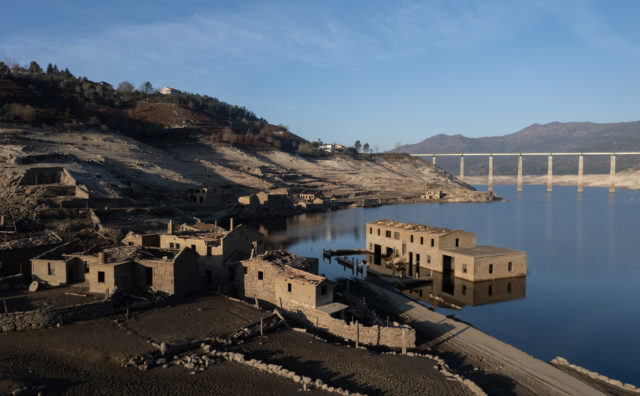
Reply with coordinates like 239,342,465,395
0,60,304,151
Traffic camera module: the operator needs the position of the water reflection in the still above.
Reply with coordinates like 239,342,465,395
403,273,526,310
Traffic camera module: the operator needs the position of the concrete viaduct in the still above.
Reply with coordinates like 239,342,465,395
410,152,640,193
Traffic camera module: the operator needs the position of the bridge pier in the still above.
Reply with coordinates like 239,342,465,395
578,154,584,193
610,154,616,193
459,155,464,181
488,155,493,192
547,155,553,193
517,155,523,192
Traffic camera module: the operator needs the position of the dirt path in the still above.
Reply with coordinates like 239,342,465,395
364,281,605,396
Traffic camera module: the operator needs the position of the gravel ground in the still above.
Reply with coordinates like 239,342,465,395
0,294,471,395
229,329,473,395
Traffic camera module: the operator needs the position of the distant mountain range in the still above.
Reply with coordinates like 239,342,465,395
393,121,640,175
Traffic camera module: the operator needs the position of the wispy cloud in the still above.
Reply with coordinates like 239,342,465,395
0,1,540,79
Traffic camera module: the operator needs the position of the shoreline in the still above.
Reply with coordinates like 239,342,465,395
360,280,620,395
464,174,640,191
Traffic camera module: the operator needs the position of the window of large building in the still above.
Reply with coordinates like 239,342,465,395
488,285,493,296
258,271,263,280
420,236,424,245
455,238,460,247
191,244,196,251
369,227,372,234
385,230,391,238
462,264,467,273
416,254,420,265
431,238,434,247
393,232,400,240
169,242,174,249
508,262,513,272
410,235,414,243
176,243,181,249
47,262,54,275
508,281,512,293
462,285,467,295
377,228,380,236
288,283,292,292
427,255,431,263
98,271,105,283
489,264,493,274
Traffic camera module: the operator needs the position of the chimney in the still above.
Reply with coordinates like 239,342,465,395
98,252,106,264
168,220,173,235
229,217,234,231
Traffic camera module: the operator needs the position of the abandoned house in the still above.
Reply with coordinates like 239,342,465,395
122,219,264,288
421,190,442,200
186,185,219,205
87,246,199,296
238,189,294,212
31,243,200,296
365,219,526,282
18,167,90,204
235,250,334,311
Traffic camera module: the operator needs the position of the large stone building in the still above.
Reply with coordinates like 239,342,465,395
31,244,200,296
365,219,526,282
122,220,264,288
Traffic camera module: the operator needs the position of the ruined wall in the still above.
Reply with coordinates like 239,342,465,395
0,298,154,333
171,250,200,296
292,308,416,349
89,262,131,295
274,278,321,309
31,258,68,285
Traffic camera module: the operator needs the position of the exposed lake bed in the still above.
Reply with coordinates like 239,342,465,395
257,184,640,387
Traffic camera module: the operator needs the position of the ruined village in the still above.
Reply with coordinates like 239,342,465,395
1,42,639,395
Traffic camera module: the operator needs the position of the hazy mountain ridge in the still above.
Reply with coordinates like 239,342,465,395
394,121,640,175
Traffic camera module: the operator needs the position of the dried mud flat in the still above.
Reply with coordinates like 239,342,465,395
0,295,472,395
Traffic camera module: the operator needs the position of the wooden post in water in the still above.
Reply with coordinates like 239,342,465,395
609,154,616,193
547,154,553,193
432,155,436,165
260,316,264,336
517,155,523,192
355,320,359,348
578,154,584,193
488,155,493,192
459,154,464,182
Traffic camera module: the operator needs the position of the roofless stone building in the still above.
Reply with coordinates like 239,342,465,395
365,219,526,282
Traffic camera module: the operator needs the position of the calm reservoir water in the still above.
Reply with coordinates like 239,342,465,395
254,185,640,385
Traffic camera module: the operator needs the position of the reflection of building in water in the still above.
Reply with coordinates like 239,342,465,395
403,272,526,309
365,219,526,281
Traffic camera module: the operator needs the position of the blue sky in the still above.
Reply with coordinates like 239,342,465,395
2,1,640,150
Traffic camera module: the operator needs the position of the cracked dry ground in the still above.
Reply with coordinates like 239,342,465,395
0,295,472,395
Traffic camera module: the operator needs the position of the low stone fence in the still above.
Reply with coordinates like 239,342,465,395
290,307,416,349
0,297,154,333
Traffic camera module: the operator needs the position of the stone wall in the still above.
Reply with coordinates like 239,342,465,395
0,297,154,333
291,307,416,349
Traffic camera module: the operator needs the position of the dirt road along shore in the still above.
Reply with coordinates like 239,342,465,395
364,281,606,396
